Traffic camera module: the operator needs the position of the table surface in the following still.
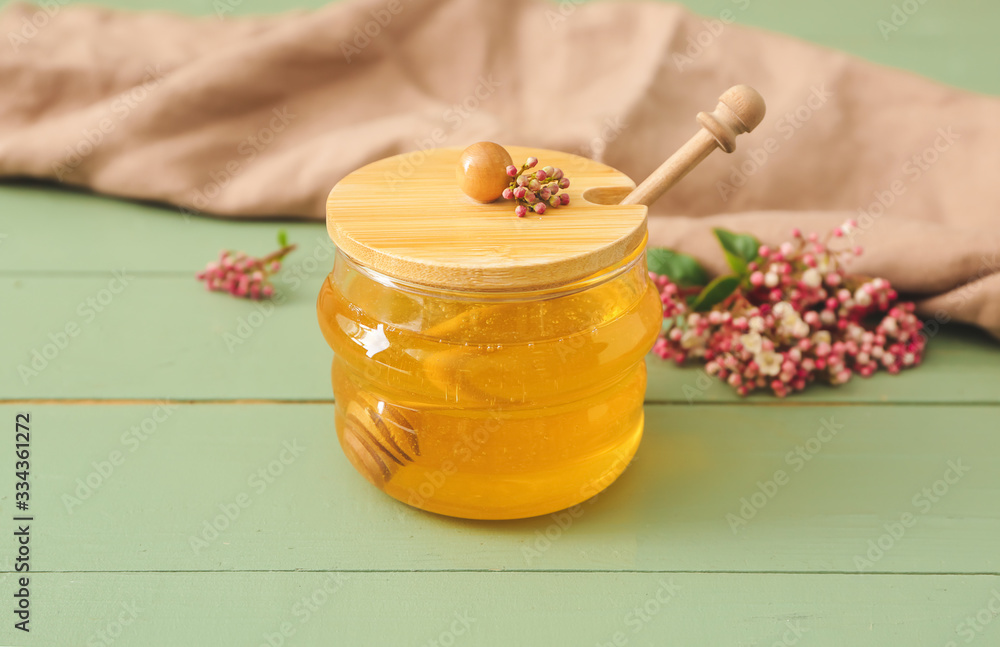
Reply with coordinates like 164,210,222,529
2,1,999,645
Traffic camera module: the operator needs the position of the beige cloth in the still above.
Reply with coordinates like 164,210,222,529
1,0,998,336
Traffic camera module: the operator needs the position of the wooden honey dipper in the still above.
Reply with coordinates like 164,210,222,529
335,85,765,487
620,84,766,205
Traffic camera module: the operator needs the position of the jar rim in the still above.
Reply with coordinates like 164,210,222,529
335,231,650,303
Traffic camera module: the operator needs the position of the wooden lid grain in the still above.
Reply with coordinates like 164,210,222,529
325,145,647,291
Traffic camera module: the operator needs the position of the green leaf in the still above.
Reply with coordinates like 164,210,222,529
721,249,749,277
646,248,709,287
277,229,289,247
690,275,741,312
713,228,760,274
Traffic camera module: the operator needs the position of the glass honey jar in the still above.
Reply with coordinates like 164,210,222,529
317,144,664,520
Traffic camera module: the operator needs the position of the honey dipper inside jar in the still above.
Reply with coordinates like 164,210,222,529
318,85,765,520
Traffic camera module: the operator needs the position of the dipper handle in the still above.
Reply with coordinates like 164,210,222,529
620,85,766,206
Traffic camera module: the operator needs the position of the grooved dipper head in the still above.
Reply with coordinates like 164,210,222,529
719,85,766,133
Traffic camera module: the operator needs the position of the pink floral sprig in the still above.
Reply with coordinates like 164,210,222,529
501,156,570,217
196,231,297,300
649,222,926,397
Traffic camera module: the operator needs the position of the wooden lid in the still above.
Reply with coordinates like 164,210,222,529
325,145,647,291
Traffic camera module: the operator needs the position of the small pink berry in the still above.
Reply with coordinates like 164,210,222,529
514,205,528,217
525,157,538,168
560,193,570,205
506,165,518,177
750,271,765,287
502,187,514,200
534,203,547,214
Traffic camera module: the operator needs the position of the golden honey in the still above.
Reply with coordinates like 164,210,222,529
317,236,662,519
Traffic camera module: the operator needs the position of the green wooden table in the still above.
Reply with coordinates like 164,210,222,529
2,1,999,644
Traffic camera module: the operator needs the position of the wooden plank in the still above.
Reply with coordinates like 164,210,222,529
2,572,998,646
2,274,998,402
0,184,327,274
3,404,996,574
0,275,332,401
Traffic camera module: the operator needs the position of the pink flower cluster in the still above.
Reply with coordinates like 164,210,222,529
651,223,926,397
502,157,570,217
196,243,295,300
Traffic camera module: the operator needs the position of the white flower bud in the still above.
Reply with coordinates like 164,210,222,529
802,268,822,288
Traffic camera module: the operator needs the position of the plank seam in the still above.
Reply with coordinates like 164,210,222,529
2,399,998,407
9,570,1000,576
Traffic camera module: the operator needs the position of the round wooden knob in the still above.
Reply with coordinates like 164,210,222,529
719,84,766,132
456,142,513,203
697,85,766,153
